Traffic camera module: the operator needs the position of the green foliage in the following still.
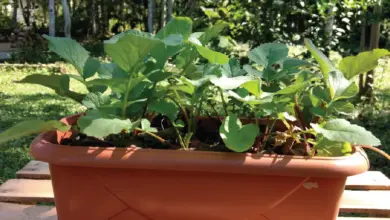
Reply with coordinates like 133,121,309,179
312,119,381,146
219,113,259,152
339,49,390,79
0,120,69,144
0,16,388,161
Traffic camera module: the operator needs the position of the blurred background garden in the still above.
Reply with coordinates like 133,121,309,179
0,0,390,184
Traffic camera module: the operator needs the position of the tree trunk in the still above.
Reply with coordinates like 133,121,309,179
160,0,166,29
148,0,154,33
19,0,30,26
62,0,71,37
12,0,18,28
49,0,56,36
101,0,108,34
358,15,367,96
167,0,173,22
365,4,382,103
91,0,97,35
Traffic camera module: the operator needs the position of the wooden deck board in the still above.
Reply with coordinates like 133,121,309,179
0,203,56,220
0,180,54,203
0,202,389,220
16,161,50,180
340,190,390,216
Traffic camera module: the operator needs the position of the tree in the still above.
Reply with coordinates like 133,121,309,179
12,0,18,28
167,0,173,22
148,0,153,33
62,0,71,37
160,0,166,28
49,0,55,36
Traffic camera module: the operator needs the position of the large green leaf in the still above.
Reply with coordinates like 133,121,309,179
87,78,128,94
339,49,390,79
311,119,381,146
140,119,158,132
97,63,128,79
210,75,254,90
228,91,273,105
104,30,163,72
0,120,70,144
304,38,337,79
243,65,263,78
328,101,355,115
156,17,193,40
148,99,179,121
241,79,262,97
82,92,111,109
219,113,259,152
43,35,90,75
78,110,135,139
328,71,358,100
193,44,229,64
83,57,101,79
221,57,246,77
316,137,353,157
16,74,85,102
199,20,229,45
248,43,288,67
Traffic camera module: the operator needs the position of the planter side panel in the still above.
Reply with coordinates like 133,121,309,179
50,164,345,220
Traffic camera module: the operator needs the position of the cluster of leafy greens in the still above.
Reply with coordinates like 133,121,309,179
0,16,389,159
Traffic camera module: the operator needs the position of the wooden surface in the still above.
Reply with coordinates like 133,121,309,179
0,203,56,220
0,179,54,203
16,161,50,180
1,160,390,219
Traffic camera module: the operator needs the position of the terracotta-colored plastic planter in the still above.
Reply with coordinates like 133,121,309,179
30,115,370,220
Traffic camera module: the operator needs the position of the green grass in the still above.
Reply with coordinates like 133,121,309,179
0,64,85,184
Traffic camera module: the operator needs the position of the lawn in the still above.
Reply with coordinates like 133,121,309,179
0,52,390,184
0,64,86,184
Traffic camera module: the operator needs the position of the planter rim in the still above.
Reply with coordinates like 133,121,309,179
30,114,370,178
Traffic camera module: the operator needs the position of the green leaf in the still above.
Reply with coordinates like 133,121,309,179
87,78,128,94
16,74,85,102
311,106,326,117
156,16,193,40
316,137,353,157
243,65,263,77
221,57,246,77
241,79,262,97
193,44,229,64
248,43,288,67
339,49,390,79
43,35,90,75
228,91,273,105
162,34,183,46
83,57,101,79
328,101,355,115
210,75,254,90
97,63,128,79
219,113,259,152
104,30,163,72
0,120,70,144
311,119,381,146
276,81,308,95
304,38,337,79
199,20,229,45
82,92,111,109
282,58,313,70
141,119,158,132
328,71,358,100
78,110,135,139
148,99,179,121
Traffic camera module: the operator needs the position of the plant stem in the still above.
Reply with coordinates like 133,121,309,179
209,101,222,122
135,128,170,146
122,75,134,118
360,145,390,160
172,124,187,150
294,95,307,130
263,120,276,149
218,87,229,115
172,90,191,133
